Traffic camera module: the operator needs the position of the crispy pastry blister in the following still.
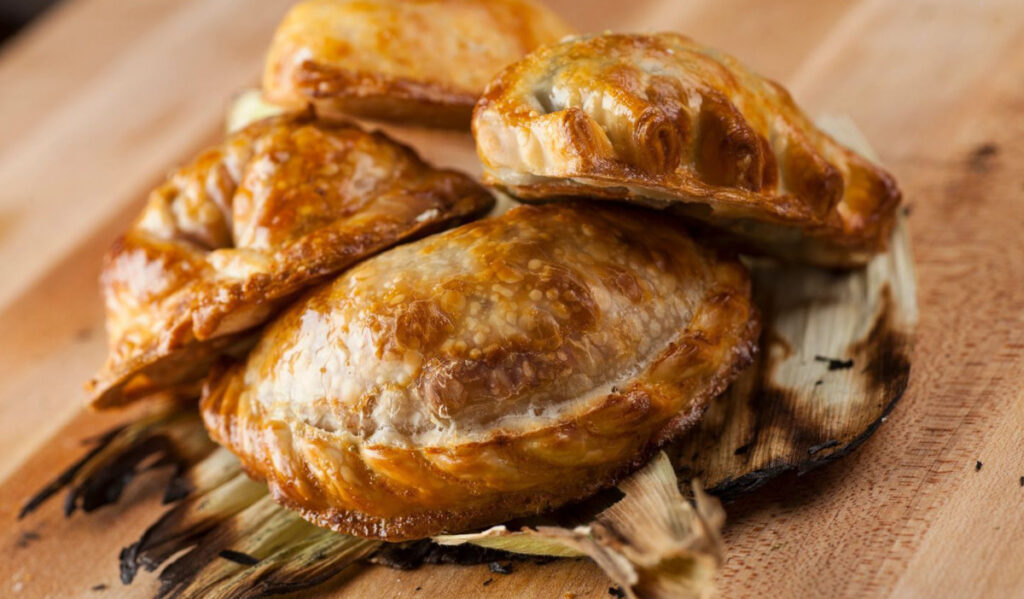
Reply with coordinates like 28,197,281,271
473,33,901,266
263,0,574,128
89,113,493,408
201,203,758,540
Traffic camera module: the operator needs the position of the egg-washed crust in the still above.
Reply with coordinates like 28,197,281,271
88,112,494,409
201,203,759,541
262,0,574,128
473,33,901,267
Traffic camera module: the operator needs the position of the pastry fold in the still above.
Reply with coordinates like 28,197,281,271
263,0,573,127
89,113,493,408
473,33,901,266
201,203,758,540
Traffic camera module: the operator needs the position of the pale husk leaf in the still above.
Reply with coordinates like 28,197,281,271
226,88,287,133
435,452,723,599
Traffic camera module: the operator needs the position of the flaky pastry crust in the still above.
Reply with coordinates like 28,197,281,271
88,112,493,409
473,33,901,266
263,0,573,128
201,203,759,540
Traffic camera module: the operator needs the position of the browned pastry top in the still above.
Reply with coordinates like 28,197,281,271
201,202,759,540
89,112,493,408
263,0,574,128
473,33,901,266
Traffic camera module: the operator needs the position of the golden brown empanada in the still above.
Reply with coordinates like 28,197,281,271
263,0,573,128
88,112,493,409
201,203,758,540
473,33,901,267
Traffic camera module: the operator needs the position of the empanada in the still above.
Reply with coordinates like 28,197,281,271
263,0,573,128
473,33,901,266
89,112,493,409
201,203,758,540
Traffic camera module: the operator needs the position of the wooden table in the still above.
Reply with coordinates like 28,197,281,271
1,0,1022,597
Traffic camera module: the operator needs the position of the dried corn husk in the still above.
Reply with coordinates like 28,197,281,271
225,89,286,133
436,452,724,599
671,116,917,496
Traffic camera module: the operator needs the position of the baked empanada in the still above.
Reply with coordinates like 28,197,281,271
473,33,901,266
263,0,573,128
201,203,758,540
89,112,493,409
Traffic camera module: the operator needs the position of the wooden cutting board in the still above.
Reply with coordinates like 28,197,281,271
1,0,1023,597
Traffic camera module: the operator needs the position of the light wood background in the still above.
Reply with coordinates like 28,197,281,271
1,1,1022,597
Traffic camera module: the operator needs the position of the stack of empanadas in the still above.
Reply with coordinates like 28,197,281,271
88,0,900,544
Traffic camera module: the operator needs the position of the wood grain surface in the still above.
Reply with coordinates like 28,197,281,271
1,1,1023,598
